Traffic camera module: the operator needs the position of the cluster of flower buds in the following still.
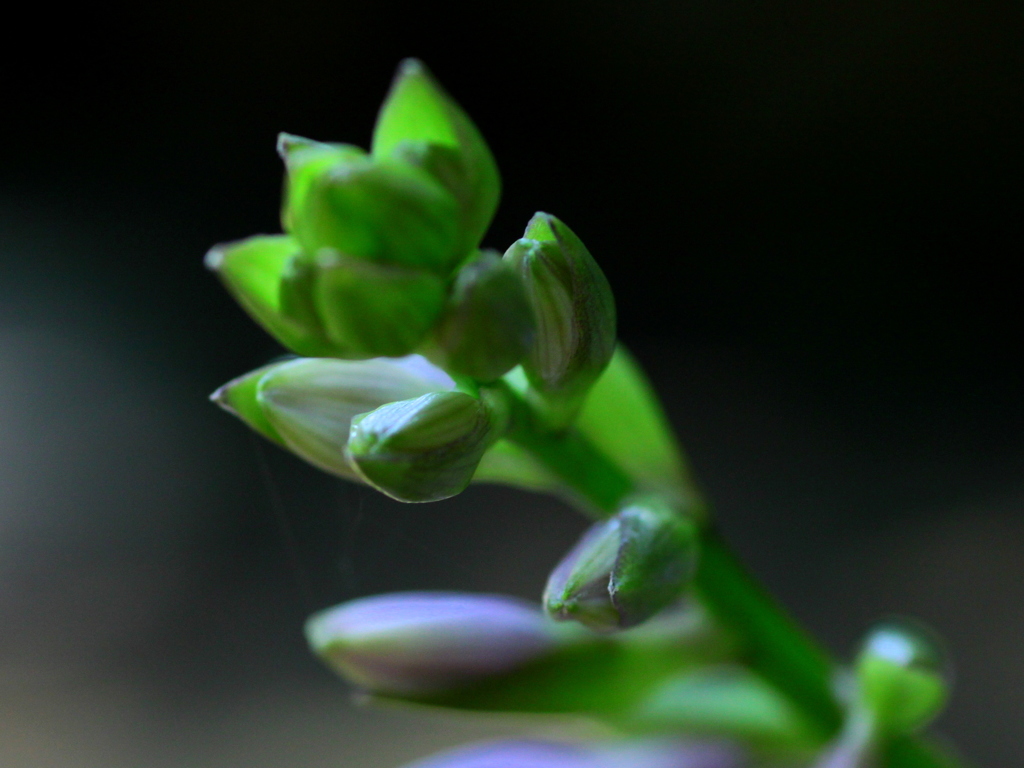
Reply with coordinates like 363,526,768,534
207,59,507,364
209,59,621,504
207,59,961,768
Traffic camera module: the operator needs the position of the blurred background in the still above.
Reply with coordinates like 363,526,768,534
1,1,1022,765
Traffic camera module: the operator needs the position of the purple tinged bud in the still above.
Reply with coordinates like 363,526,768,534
400,739,744,768
402,741,591,768
305,592,558,696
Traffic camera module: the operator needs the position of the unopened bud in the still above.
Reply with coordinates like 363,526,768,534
209,363,287,447
427,250,535,381
312,252,446,358
504,213,616,428
295,152,461,276
544,497,699,631
305,592,557,696
204,235,336,357
346,391,503,502
401,739,742,768
212,356,455,478
277,133,367,238
373,59,500,256
855,619,949,735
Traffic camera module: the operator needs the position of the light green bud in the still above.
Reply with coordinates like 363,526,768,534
204,234,337,357
209,363,287,447
277,133,367,238
294,151,461,276
373,59,500,257
426,250,535,381
311,252,446,358
544,497,699,631
504,213,616,428
211,356,455,479
855,619,949,736
347,391,504,502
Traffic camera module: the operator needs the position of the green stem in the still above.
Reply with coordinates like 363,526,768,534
500,383,634,514
497,382,964,768
694,528,842,739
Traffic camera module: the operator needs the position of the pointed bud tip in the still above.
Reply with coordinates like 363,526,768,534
276,132,312,159
525,212,557,241
203,245,225,272
398,58,427,77
209,384,230,409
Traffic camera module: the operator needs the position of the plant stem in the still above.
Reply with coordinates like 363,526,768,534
498,382,964,768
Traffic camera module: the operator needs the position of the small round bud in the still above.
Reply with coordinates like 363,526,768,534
346,391,501,502
427,250,536,381
305,592,556,696
311,252,446,358
544,497,699,631
855,619,949,735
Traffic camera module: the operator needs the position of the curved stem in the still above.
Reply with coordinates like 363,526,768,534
497,382,964,768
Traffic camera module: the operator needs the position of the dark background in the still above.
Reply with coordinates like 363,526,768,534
1,2,1022,766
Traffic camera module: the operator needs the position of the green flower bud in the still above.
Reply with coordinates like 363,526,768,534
504,213,616,428
209,363,287,447
426,250,535,381
347,391,504,502
204,234,336,357
373,59,500,256
544,497,699,631
311,251,446,358
277,133,367,238
854,619,949,736
294,154,462,276
211,356,455,479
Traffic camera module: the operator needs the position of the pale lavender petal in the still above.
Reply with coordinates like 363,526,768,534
595,739,745,768
401,740,745,768
306,592,557,694
401,740,592,768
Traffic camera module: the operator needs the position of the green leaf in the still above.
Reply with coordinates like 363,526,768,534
471,439,566,492
373,59,500,255
630,665,818,751
575,346,695,501
204,234,336,357
391,610,732,717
